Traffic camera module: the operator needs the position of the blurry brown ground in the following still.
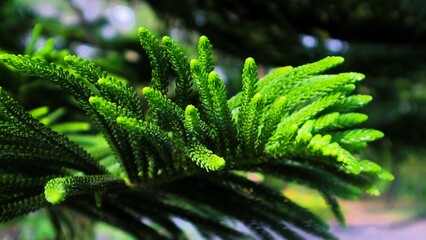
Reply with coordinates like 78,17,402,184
328,199,426,240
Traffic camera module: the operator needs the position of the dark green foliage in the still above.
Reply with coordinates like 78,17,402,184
0,27,391,239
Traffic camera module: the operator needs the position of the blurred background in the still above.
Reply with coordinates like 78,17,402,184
0,0,425,239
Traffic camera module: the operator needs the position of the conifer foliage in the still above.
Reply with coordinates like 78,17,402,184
0,27,392,239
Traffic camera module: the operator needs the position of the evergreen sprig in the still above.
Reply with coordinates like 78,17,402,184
0,27,392,240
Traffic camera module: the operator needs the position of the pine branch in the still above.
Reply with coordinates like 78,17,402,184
95,77,144,118
0,27,393,240
1,194,47,222
0,86,105,175
187,142,226,171
162,36,193,107
184,104,216,143
138,27,170,94
44,175,125,204
142,86,185,132
116,116,180,173
207,71,237,155
197,36,215,73
64,55,105,83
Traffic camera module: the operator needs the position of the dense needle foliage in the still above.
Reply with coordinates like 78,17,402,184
0,27,391,239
